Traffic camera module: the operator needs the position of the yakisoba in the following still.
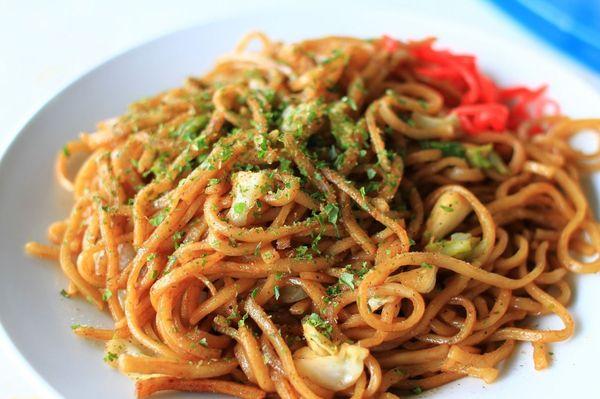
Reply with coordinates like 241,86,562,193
26,32,600,398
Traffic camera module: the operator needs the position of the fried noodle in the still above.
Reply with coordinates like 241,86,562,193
25,32,600,398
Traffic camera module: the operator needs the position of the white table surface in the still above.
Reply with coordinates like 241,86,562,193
0,0,598,397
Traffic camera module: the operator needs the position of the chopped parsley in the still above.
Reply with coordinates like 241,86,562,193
295,245,313,260
62,146,70,157
421,262,433,269
419,140,465,158
273,286,281,301
311,233,322,253
149,209,168,227
104,352,118,362
324,203,340,225
440,204,453,212
359,186,367,200
325,284,342,299
466,145,493,169
198,338,208,347
465,144,508,174
341,96,358,111
233,202,247,214
279,157,292,172
322,49,345,65
219,144,233,162
172,231,184,248
238,313,249,328
60,289,70,298
172,115,209,142
102,288,113,302
305,313,333,338
255,134,268,158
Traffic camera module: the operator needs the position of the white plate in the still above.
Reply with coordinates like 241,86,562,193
1,5,600,399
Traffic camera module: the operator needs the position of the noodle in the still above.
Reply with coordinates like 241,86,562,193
25,32,600,398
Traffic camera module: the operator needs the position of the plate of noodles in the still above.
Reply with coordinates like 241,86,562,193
2,5,600,399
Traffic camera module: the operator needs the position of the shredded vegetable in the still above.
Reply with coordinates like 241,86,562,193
405,39,559,135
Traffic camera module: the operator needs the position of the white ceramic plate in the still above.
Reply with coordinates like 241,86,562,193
2,5,600,399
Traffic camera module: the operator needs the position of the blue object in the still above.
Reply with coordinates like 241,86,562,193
489,0,600,73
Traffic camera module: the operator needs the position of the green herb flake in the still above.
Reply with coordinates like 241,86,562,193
233,202,247,214
366,168,377,180
149,211,167,227
305,313,333,338
465,144,509,174
60,289,70,298
420,140,466,158
172,231,185,248
102,288,113,302
62,146,70,157
273,286,281,301
279,157,292,172
440,204,453,212
173,115,209,142
238,313,249,328
104,352,118,362
325,284,342,299
295,245,313,260
198,338,208,347
324,203,340,225
341,96,358,111
421,262,434,269
322,49,345,65
466,145,493,169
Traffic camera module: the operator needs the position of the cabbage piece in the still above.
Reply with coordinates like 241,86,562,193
294,343,369,391
227,171,271,226
466,144,508,174
426,232,480,260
